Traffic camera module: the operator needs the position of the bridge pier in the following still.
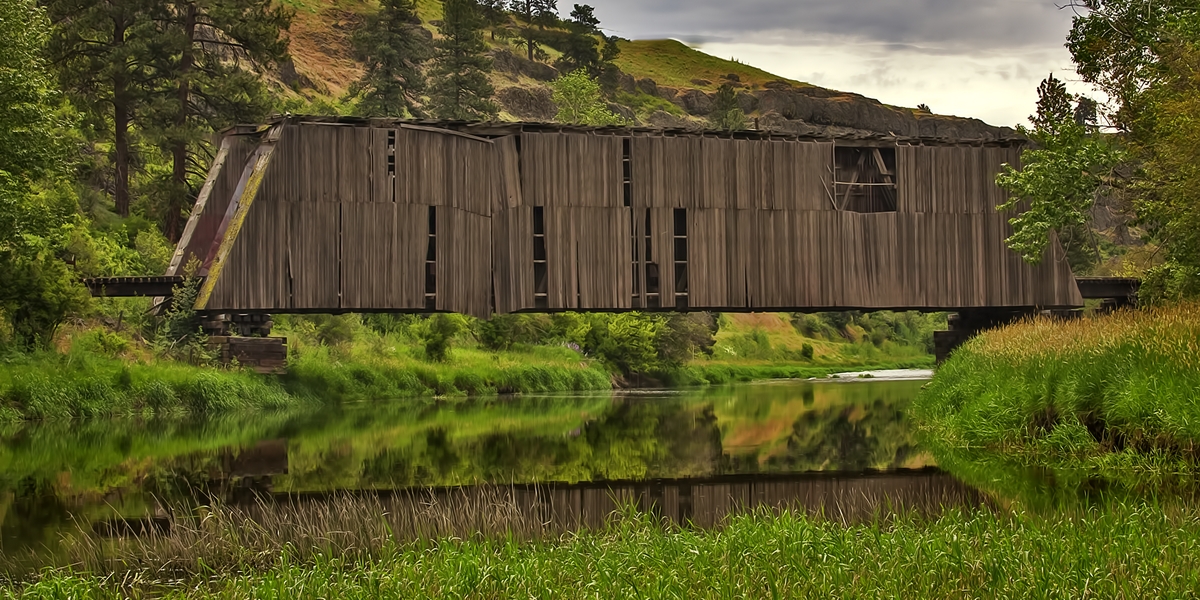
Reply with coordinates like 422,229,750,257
201,314,285,373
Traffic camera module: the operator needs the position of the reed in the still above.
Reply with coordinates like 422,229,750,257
7,501,1200,598
913,303,1200,473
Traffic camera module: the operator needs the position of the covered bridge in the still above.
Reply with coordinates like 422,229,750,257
167,117,1082,319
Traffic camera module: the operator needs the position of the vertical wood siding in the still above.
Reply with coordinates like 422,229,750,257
195,122,1082,315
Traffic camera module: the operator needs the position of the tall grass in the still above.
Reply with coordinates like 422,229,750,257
914,303,1200,474
0,351,296,421
282,344,612,401
8,501,1200,598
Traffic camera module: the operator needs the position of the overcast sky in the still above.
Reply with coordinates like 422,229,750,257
585,1,1096,127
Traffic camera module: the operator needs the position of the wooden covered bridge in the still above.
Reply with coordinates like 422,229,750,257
156,116,1082,322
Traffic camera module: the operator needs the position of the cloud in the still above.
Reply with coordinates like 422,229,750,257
697,40,1094,126
592,0,1079,53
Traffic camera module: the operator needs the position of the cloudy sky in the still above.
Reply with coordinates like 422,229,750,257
586,0,1097,127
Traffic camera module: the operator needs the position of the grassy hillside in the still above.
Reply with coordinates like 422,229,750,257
612,39,805,92
277,1,808,111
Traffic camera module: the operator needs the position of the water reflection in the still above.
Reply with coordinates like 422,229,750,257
0,379,931,557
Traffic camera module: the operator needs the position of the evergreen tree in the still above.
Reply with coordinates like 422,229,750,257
478,0,508,40
348,0,430,117
44,0,159,217
569,4,598,31
555,3,599,74
428,0,498,121
148,0,292,241
510,0,557,62
1030,73,1074,139
707,83,745,131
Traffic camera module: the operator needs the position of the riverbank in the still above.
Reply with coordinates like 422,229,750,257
913,303,1200,475
0,350,927,421
7,502,1199,598
0,310,936,421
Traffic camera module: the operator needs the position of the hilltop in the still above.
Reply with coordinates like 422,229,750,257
278,0,1013,139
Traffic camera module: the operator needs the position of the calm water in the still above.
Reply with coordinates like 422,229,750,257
0,378,949,554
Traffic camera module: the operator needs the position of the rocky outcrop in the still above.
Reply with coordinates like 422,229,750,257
610,75,1013,139
498,86,556,121
677,89,714,116
491,49,559,82
646,110,690,129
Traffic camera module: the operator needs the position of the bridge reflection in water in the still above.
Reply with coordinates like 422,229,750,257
245,469,986,537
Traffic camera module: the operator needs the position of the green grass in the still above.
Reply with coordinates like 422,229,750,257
0,351,296,422
913,303,1200,477
612,39,806,92
8,503,1200,598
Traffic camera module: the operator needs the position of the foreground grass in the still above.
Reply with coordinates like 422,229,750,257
913,303,1200,475
8,504,1200,598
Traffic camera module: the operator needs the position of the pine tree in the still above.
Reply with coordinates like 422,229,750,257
148,0,292,240
44,0,159,216
568,4,598,31
510,0,557,62
708,83,745,131
555,4,600,74
478,0,508,40
1030,73,1074,138
427,0,498,121
348,0,430,117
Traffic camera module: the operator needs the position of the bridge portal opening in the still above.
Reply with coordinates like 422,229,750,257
834,146,897,213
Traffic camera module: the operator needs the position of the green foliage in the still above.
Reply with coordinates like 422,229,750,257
477,314,553,350
800,343,814,360
550,70,626,126
427,0,498,121
149,269,216,365
707,83,745,131
0,1,88,349
613,91,683,117
348,0,430,117
1128,43,1200,302
995,74,1124,271
1064,3,1200,296
509,0,558,62
143,0,293,239
422,314,467,361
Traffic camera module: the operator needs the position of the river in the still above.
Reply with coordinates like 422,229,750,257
0,375,1137,570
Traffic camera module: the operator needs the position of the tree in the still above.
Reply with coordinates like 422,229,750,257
44,0,159,217
478,0,508,40
995,75,1124,272
510,0,557,62
1065,1,1200,298
0,0,88,348
148,0,292,241
427,0,498,121
707,83,745,131
549,70,625,126
568,4,598,32
348,0,430,117
1129,42,1200,300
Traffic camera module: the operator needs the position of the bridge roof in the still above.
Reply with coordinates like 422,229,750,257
227,115,1028,148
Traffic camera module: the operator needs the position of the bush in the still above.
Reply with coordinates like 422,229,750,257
800,343,814,360
422,314,466,362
